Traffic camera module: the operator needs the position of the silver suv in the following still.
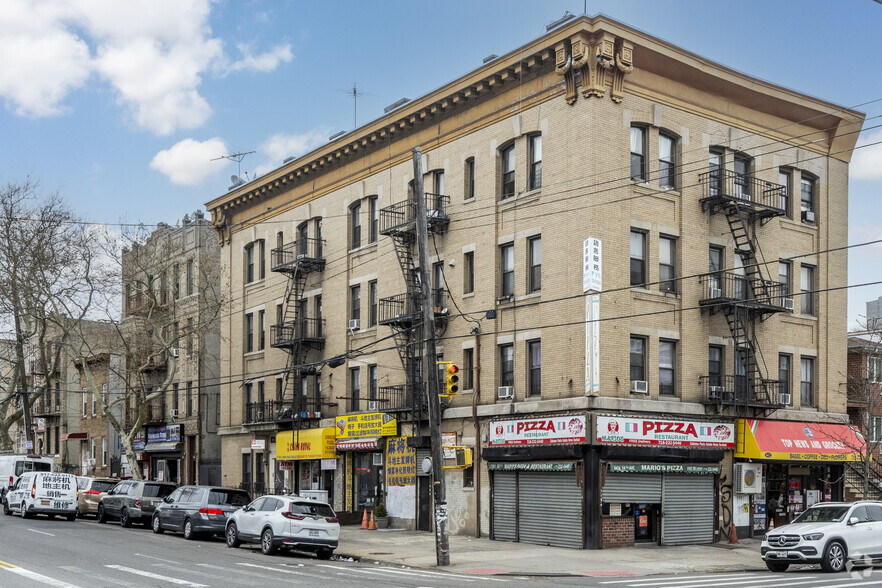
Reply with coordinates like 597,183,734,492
762,501,882,572
97,480,177,527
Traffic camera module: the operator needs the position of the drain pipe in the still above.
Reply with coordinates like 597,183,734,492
472,326,482,538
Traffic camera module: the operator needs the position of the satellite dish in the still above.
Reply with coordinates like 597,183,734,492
231,175,240,184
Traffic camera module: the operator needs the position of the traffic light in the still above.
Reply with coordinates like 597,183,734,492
445,364,459,396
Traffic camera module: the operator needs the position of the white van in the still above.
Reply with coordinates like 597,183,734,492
0,454,54,499
3,471,78,520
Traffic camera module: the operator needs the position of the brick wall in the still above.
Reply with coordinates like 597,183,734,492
602,517,634,548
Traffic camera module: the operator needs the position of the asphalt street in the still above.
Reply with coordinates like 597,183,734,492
4,513,882,587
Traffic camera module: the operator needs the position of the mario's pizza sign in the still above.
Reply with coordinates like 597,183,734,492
595,416,734,448
489,414,587,446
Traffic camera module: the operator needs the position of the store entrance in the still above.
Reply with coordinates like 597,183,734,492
354,452,384,514
634,504,659,542
765,463,839,528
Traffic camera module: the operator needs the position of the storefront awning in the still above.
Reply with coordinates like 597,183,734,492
61,432,88,440
735,419,865,462
277,428,336,460
335,438,382,451
143,442,181,453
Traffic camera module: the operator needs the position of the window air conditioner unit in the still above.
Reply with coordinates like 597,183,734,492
372,452,383,466
169,409,179,418
86,458,96,468
170,348,179,357
709,287,722,299
779,393,791,406
783,298,794,311
313,411,321,419
630,380,648,394
802,210,815,223
348,319,360,331
734,463,763,494
367,400,378,412
497,386,513,399
709,386,726,400
297,253,307,260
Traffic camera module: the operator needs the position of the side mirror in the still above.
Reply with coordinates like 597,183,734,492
163,496,172,503
849,517,860,526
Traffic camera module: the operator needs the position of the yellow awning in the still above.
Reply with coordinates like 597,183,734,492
276,428,336,460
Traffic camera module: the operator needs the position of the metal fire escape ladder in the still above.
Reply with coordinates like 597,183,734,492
725,202,772,301
281,266,309,428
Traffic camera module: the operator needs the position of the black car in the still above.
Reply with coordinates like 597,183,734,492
153,485,251,539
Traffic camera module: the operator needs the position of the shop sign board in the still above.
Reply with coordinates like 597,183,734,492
276,428,336,460
250,439,265,450
583,237,602,293
167,424,181,442
37,418,45,433
735,419,865,462
320,459,337,471
607,463,721,475
278,461,293,470
335,412,398,439
386,436,416,486
595,415,735,448
133,429,145,451
488,462,574,472
488,414,588,446
146,426,168,444
441,432,456,459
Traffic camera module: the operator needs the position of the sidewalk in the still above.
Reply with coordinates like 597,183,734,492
336,526,768,576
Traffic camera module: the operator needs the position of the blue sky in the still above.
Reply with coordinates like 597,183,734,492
2,0,881,327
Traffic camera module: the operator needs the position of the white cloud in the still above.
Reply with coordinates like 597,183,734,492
254,129,331,177
0,0,292,135
150,137,228,186
852,128,882,182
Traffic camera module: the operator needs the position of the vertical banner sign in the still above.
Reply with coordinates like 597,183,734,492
585,294,600,395
345,454,353,512
583,238,602,293
386,436,416,486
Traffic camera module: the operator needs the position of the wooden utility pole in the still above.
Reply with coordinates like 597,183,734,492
412,146,450,566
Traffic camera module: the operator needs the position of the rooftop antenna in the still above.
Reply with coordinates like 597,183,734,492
211,151,256,181
337,83,375,129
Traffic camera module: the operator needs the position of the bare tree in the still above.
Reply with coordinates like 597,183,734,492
70,218,222,480
844,322,882,499
0,178,103,452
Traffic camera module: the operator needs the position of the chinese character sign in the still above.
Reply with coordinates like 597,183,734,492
583,238,602,293
385,436,415,486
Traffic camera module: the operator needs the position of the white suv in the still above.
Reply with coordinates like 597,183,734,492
762,501,882,572
225,494,339,559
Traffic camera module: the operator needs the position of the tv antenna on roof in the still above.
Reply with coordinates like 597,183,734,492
211,150,256,182
337,83,376,129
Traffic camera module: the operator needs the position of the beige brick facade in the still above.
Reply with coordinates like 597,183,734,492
208,15,862,542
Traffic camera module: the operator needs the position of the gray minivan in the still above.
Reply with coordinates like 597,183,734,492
152,485,251,539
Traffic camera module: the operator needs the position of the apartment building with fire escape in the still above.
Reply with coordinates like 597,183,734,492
207,15,863,548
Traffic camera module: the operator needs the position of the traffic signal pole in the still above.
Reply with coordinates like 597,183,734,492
412,146,450,566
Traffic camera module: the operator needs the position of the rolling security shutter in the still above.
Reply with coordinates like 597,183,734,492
661,473,714,545
491,471,517,541
517,471,583,548
602,473,662,503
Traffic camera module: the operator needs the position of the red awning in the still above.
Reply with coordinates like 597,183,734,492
61,432,88,440
335,438,382,451
735,419,865,461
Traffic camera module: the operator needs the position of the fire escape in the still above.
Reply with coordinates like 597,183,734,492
377,191,449,425
269,236,326,430
698,167,790,416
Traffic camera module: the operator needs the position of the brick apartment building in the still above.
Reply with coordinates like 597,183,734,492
207,15,863,548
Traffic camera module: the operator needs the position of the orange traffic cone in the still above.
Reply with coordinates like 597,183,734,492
368,509,377,530
361,508,369,529
728,522,738,545
768,517,775,531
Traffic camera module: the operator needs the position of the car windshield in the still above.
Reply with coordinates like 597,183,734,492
793,506,850,524
290,502,336,518
142,484,176,498
208,489,251,506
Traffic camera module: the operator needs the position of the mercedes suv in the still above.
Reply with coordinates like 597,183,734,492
762,501,882,572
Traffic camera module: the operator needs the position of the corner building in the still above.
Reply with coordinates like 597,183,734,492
207,15,863,548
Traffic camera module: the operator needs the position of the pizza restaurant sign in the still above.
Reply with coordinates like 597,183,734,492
595,416,734,449
489,414,587,446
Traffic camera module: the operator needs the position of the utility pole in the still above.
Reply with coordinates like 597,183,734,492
412,146,449,566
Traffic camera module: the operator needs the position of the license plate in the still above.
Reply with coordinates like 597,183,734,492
309,530,319,537
771,551,788,558
40,500,50,506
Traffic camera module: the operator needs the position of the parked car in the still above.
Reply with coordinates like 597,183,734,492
153,485,251,539
76,476,119,517
762,501,882,572
225,494,339,558
97,480,177,527
3,472,78,520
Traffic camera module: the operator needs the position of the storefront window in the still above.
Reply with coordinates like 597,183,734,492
354,453,384,513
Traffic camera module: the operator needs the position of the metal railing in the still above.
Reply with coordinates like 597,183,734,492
125,403,166,426
379,193,450,235
270,318,326,348
378,289,445,325
699,273,788,309
245,399,322,424
698,169,786,212
700,374,785,406
376,384,426,412
270,238,325,272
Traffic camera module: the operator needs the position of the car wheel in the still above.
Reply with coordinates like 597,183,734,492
261,528,277,555
765,561,789,572
97,504,107,524
183,518,196,540
120,508,131,528
226,522,241,548
316,549,333,560
3,500,10,516
152,514,165,534
66,513,76,522
821,540,847,573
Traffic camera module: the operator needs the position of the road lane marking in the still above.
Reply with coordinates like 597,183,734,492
134,552,182,565
198,563,311,582
316,564,478,582
628,577,831,588
376,565,509,582
601,574,764,585
152,563,253,585
104,565,208,587
28,528,55,536
3,567,83,587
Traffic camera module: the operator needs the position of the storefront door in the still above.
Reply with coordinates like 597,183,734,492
354,453,384,513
